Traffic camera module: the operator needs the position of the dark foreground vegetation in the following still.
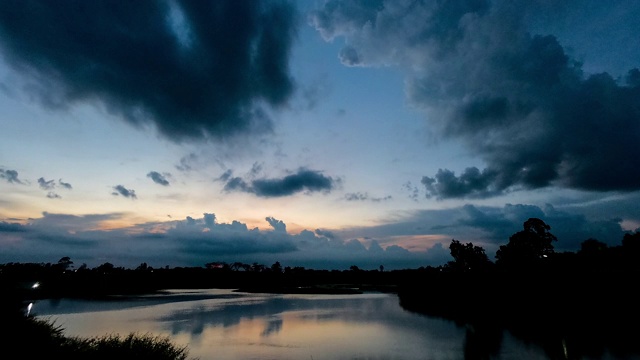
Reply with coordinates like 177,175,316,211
1,283,192,359
399,219,640,360
2,218,639,359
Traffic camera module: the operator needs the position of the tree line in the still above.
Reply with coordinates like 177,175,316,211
3,218,640,359
2,217,640,300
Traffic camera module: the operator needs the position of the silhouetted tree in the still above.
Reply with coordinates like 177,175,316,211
495,218,557,270
446,239,492,273
136,262,151,271
270,261,282,273
230,262,246,271
56,256,73,271
96,262,115,273
250,263,265,272
578,238,608,255
622,231,640,252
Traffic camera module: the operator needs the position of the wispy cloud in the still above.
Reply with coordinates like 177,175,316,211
176,153,197,172
46,192,61,199
344,192,392,202
58,179,72,189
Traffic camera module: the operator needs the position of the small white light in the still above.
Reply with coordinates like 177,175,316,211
32,282,40,289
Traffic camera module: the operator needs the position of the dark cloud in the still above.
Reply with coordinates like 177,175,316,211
38,177,56,190
37,177,72,198
339,46,361,66
0,0,299,143
216,169,234,183
46,192,61,199
0,168,23,184
422,168,500,199
0,221,26,232
223,168,336,197
58,179,72,190
147,171,170,186
315,228,336,239
336,202,627,259
456,203,626,252
170,214,298,257
112,185,137,199
265,216,287,232
2,204,628,269
222,176,252,193
311,0,640,197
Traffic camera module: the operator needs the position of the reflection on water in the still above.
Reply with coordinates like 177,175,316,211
33,289,551,360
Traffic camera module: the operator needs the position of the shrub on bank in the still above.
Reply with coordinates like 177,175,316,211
2,310,194,360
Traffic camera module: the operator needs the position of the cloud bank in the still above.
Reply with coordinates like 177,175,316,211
310,0,640,198
1,197,633,269
0,212,445,270
0,0,299,143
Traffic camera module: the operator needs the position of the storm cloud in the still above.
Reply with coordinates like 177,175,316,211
0,0,298,143
310,0,640,197
422,168,499,199
335,202,628,258
0,212,442,270
266,216,287,233
223,168,336,197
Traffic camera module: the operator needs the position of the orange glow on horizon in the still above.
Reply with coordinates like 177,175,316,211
377,234,450,252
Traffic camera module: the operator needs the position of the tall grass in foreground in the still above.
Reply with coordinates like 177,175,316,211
62,332,193,360
2,308,195,359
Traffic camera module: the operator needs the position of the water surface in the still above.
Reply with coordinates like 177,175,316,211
33,289,552,360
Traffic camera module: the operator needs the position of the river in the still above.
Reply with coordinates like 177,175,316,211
30,288,614,360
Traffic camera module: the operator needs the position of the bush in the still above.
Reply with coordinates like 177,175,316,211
62,332,192,360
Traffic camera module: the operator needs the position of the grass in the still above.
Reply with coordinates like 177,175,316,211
1,303,196,360
62,332,193,360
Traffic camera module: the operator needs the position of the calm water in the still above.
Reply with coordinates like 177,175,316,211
31,289,563,359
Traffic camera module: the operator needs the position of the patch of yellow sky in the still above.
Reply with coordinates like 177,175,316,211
378,235,450,252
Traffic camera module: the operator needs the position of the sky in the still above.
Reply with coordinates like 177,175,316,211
1,0,639,270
